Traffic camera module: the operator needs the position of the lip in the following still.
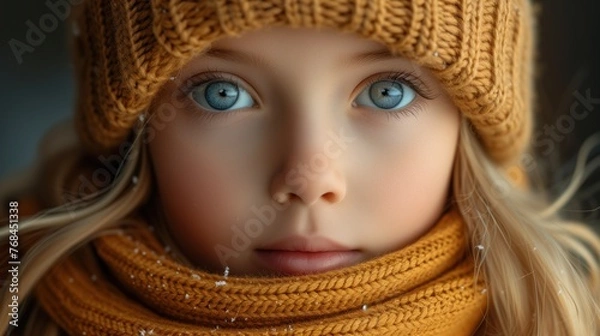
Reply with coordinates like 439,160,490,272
255,236,362,276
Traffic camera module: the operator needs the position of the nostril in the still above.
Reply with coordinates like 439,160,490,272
321,192,338,203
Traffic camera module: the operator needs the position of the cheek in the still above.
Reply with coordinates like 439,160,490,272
149,128,248,267
361,104,459,252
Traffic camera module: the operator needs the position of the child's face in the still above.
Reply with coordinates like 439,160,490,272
148,27,460,276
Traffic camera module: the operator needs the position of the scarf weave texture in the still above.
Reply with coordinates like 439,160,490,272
36,209,487,335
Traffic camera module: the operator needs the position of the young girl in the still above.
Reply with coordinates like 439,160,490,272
2,0,599,335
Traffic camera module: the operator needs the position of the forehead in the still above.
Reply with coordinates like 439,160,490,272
196,27,428,79
209,27,389,60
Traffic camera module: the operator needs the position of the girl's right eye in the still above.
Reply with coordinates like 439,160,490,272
189,80,255,112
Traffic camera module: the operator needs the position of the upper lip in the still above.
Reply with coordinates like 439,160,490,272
257,236,356,252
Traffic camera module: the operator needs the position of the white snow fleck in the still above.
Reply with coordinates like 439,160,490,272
185,293,190,300
132,176,139,185
475,245,485,251
361,304,368,311
72,22,80,36
191,273,201,280
215,280,227,287
223,266,230,278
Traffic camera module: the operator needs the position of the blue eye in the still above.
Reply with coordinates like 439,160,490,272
354,80,416,110
190,80,254,111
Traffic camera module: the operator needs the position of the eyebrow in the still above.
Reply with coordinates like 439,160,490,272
203,48,271,69
344,49,398,67
202,47,399,70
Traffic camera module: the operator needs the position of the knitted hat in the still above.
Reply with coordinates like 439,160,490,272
72,0,533,164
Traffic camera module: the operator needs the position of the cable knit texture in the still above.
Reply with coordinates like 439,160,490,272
35,209,487,335
72,0,533,164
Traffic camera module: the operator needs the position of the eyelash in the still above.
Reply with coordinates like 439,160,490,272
179,70,436,123
358,71,436,121
179,71,254,123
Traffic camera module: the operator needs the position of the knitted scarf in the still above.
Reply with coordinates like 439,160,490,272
35,209,487,335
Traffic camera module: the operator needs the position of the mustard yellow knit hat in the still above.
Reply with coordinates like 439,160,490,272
73,0,533,164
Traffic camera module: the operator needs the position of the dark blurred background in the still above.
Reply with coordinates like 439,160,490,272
0,1,599,218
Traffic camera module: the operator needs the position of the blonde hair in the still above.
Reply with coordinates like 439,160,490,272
1,118,599,335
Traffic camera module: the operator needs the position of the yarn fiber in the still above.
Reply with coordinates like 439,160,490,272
73,0,533,164
35,209,487,335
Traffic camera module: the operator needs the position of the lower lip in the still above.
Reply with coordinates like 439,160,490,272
255,250,363,276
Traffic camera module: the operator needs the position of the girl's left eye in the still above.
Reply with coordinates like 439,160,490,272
189,80,255,112
354,80,416,110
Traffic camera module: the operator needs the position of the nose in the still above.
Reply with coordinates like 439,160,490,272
269,125,347,206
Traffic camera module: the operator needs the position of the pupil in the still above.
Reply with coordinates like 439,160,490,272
369,81,403,109
205,81,240,110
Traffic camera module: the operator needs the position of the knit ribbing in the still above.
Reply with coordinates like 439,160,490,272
72,0,533,164
35,209,487,335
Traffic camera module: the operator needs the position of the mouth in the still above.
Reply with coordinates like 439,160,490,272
254,236,362,276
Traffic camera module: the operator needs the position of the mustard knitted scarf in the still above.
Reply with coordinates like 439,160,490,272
35,209,487,335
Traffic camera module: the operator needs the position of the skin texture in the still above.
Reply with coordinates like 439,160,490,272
148,27,460,276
